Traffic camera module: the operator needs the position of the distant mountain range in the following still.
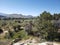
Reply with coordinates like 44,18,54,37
0,13,34,19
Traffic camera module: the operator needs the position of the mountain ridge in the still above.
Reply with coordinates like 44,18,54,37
0,13,34,18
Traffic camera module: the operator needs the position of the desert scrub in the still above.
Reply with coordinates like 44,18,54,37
13,30,29,40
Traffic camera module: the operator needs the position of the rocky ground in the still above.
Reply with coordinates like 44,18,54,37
0,38,60,45
0,40,11,45
13,38,60,45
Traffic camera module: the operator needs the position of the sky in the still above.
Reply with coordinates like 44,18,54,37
0,0,60,16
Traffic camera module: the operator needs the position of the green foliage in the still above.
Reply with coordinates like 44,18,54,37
9,31,14,38
40,11,52,20
36,11,58,41
13,30,28,40
53,13,60,20
0,11,60,42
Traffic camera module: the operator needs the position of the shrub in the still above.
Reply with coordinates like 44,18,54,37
13,30,28,40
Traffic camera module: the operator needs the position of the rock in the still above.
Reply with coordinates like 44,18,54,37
13,43,20,45
12,38,60,45
46,42,53,45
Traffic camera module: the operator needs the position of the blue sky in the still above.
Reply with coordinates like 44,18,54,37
0,0,60,16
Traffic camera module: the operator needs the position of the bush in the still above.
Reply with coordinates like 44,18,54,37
13,30,28,40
